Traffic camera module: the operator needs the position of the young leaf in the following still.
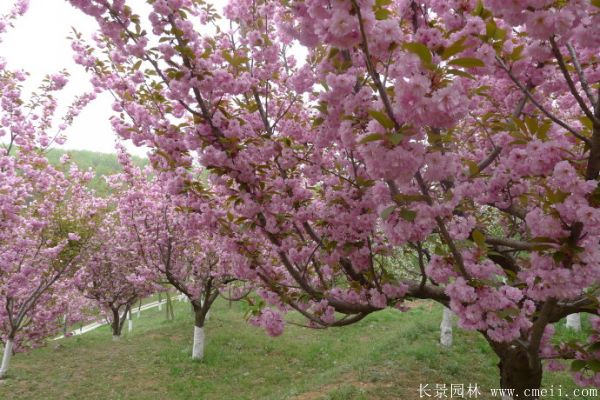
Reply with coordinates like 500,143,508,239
446,68,476,80
399,208,417,222
389,132,404,145
368,110,394,129
359,133,384,144
571,360,587,372
472,229,486,250
441,37,468,60
403,42,433,66
448,57,485,68
381,205,396,220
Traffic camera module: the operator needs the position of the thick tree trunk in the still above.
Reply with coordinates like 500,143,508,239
192,303,207,360
166,292,175,320
498,347,542,400
111,308,123,340
0,339,14,379
192,325,205,360
566,313,581,331
440,307,453,347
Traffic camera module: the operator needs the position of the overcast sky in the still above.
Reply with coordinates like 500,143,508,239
0,0,149,157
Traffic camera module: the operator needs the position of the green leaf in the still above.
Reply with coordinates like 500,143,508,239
571,360,587,372
485,19,506,41
496,308,519,319
399,208,417,222
448,57,485,68
359,133,384,144
446,68,475,80
389,132,404,145
327,48,339,59
472,229,486,250
380,205,396,220
592,0,600,8
374,8,390,20
472,0,484,16
547,189,569,204
524,115,538,135
441,37,468,60
403,42,433,66
312,117,324,128
465,160,480,176
512,117,528,134
536,120,552,140
493,27,506,40
510,45,524,61
530,244,555,251
552,251,566,263
434,246,445,256
579,116,593,130
588,360,600,373
368,110,394,129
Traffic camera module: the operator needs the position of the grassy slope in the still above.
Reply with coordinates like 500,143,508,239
0,300,593,400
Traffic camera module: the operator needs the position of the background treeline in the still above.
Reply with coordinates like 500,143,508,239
46,149,148,195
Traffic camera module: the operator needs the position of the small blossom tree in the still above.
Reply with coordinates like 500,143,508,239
74,210,158,341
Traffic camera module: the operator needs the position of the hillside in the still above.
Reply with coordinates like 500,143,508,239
0,300,590,400
46,149,148,195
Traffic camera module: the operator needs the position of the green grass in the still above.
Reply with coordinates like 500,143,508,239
0,300,593,400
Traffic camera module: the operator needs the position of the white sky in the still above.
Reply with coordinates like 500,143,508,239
1,0,301,158
0,0,149,157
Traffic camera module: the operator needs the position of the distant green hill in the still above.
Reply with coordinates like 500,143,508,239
46,148,148,196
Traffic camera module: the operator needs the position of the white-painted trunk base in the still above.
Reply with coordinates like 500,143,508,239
566,314,581,331
192,326,205,360
440,308,453,347
205,310,210,321
112,335,121,341
158,302,162,311
0,340,13,379
128,319,133,333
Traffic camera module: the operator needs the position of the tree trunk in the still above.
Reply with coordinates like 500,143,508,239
0,339,14,379
158,293,162,311
498,347,542,400
111,308,122,340
128,310,133,333
192,303,206,360
566,313,581,331
166,292,174,320
440,307,453,347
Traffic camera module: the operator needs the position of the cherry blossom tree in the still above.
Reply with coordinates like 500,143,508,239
68,0,600,397
0,0,101,379
115,148,238,359
74,209,158,341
